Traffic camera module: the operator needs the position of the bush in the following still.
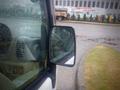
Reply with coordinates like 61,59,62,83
71,14,76,20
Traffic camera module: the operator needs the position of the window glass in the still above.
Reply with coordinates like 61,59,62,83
71,1,74,6
97,2,100,7
63,0,66,6
59,0,62,5
115,2,119,9
75,1,78,7
67,0,70,6
92,1,95,7
0,0,48,89
56,0,58,5
84,1,87,7
110,2,114,9
105,2,109,9
88,1,91,7
101,1,105,8
79,1,82,7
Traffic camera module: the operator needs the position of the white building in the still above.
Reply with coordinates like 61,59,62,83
54,0,120,18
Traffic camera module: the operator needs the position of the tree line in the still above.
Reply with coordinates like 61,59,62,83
66,14,120,24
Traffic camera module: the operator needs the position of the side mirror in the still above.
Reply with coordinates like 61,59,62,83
49,26,76,67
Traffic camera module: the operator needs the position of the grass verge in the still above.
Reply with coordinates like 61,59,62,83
84,45,120,90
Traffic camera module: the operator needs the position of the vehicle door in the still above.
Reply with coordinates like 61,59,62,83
0,0,76,90
0,0,52,90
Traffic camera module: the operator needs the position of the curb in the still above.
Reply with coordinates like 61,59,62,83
57,21,120,26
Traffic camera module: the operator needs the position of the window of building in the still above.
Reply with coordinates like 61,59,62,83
110,2,114,9
97,2,100,7
63,0,66,6
92,1,95,7
101,1,104,8
59,0,62,6
115,2,119,9
67,0,70,6
88,1,91,7
118,4,120,10
71,1,74,6
75,1,78,7
105,2,109,9
119,5,120,9
56,0,58,6
84,1,87,7
79,1,82,7
118,14,120,19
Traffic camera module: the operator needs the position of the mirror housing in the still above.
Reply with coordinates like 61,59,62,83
49,26,76,67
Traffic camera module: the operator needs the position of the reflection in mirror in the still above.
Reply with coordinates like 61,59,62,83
50,26,75,66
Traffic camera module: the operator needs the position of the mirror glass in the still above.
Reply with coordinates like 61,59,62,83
49,26,75,66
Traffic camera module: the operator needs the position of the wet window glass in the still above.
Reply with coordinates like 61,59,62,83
0,0,48,89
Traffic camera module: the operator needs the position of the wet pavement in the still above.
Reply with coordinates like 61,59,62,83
55,22,120,90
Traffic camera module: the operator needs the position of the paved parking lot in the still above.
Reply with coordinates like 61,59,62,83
56,22,120,90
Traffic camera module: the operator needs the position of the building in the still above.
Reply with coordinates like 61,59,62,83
54,0,120,18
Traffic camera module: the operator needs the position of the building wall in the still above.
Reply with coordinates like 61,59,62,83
54,0,120,17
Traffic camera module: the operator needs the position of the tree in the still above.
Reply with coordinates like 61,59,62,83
71,14,76,20
95,15,99,22
101,15,105,23
113,15,117,23
89,14,93,22
83,14,86,21
77,14,81,21
67,13,70,20
107,15,110,23
118,15,120,22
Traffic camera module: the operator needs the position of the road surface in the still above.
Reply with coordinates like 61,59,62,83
55,22,120,90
